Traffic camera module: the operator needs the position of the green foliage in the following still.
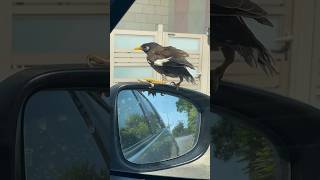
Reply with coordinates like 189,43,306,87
138,132,177,163
120,114,151,149
211,119,277,180
176,99,198,134
172,122,189,137
58,162,107,180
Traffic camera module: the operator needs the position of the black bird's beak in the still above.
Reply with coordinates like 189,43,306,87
134,46,143,51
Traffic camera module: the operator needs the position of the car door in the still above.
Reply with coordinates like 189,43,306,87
23,90,109,180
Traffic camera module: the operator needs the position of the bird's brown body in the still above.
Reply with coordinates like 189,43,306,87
136,42,197,87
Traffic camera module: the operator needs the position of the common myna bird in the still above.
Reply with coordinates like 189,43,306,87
134,42,200,88
212,0,278,91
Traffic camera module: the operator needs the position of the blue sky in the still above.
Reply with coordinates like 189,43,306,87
141,91,190,131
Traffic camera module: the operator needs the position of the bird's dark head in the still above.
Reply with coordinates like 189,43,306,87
134,42,161,53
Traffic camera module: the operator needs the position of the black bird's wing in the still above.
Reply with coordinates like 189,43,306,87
213,0,273,27
212,16,277,75
214,0,268,15
152,56,195,69
152,46,194,69
159,46,189,58
166,57,195,69
156,60,196,83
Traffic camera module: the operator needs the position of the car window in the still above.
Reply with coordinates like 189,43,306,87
23,91,108,180
211,110,290,180
117,90,153,150
133,90,163,134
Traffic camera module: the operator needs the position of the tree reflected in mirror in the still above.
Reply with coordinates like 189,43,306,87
120,114,152,149
211,115,277,180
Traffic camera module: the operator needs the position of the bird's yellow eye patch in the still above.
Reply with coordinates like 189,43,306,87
134,46,142,51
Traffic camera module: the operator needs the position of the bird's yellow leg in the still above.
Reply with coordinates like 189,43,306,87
161,75,168,82
137,78,167,88
138,78,166,84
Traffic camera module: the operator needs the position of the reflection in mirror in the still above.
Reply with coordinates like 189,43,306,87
117,89,201,164
211,113,289,180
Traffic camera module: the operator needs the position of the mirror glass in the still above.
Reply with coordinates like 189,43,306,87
117,89,201,164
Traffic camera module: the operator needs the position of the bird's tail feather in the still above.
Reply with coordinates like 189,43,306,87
259,49,279,76
236,46,279,76
184,67,200,84
186,67,201,79
184,75,196,84
255,17,274,27
235,17,278,76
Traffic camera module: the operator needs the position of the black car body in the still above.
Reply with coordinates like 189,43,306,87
1,65,320,180
0,65,211,180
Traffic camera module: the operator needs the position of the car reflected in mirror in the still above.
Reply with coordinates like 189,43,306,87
117,89,201,164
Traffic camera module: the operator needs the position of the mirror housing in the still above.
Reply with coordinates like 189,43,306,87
107,83,212,173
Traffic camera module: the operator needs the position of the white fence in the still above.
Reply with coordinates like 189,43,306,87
110,24,210,95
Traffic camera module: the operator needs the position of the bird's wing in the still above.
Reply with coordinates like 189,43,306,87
168,57,195,69
213,16,278,75
154,57,195,70
212,1,273,27
214,0,242,8
152,46,193,68
158,46,189,58
214,0,268,17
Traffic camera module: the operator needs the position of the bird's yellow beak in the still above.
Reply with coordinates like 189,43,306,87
134,46,142,51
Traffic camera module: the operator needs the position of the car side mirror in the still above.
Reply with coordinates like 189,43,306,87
14,67,212,178
108,83,212,173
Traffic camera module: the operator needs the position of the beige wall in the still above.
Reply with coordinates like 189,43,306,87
115,0,209,34
0,1,108,81
287,0,320,108
116,0,170,31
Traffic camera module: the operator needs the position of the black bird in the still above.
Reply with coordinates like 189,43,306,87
212,0,278,90
134,42,199,87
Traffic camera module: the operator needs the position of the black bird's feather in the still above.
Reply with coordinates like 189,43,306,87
214,0,268,16
212,0,273,27
158,46,190,58
211,0,277,75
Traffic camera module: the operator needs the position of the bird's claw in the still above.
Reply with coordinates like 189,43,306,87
140,78,165,84
212,68,225,92
138,78,167,88
170,82,180,91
